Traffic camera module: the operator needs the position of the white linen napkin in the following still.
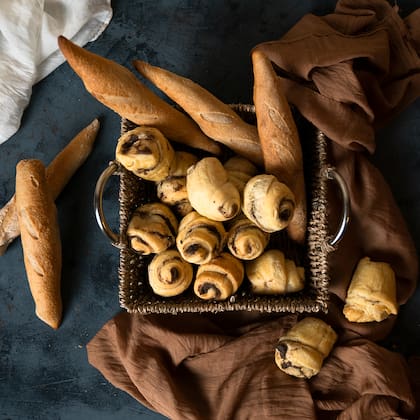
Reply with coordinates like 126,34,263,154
0,0,112,145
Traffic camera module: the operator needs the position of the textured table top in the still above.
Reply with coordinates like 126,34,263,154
1,1,419,418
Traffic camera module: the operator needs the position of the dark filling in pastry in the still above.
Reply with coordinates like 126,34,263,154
185,243,201,255
218,202,239,218
198,282,221,298
169,267,179,282
120,134,154,155
278,199,295,222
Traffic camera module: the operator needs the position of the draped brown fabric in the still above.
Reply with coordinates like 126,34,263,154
87,0,420,418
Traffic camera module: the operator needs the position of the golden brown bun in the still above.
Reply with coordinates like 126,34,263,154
0,118,99,255
252,49,307,243
15,160,62,329
57,36,221,155
133,59,262,165
343,257,398,322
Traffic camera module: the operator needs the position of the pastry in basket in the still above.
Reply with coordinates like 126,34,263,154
226,215,270,260
116,126,175,182
127,202,178,255
245,249,304,295
242,174,295,233
193,252,244,301
156,151,198,217
176,211,226,265
275,317,337,379
148,249,193,297
132,59,263,165
224,155,259,194
186,157,240,222
57,36,221,155
343,256,398,322
252,49,307,244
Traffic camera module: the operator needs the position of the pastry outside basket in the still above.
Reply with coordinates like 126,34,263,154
94,104,350,315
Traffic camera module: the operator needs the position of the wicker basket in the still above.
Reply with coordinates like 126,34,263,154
94,104,349,314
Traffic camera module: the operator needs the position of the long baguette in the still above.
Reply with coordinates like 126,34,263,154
57,36,220,155
252,49,307,244
15,160,62,329
0,118,100,255
133,59,263,166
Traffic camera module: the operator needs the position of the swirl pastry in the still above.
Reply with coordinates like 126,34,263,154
116,126,175,182
226,215,270,260
245,249,305,295
148,249,193,297
224,155,258,194
186,157,240,221
275,317,337,379
176,211,226,265
242,174,295,233
157,151,198,217
343,257,398,323
194,252,244,301
127,202,178,255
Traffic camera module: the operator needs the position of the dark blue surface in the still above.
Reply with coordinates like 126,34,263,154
1,1,419,418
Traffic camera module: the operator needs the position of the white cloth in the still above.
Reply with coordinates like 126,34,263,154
0,0,112,144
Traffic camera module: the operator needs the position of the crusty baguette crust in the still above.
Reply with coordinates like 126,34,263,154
15,160,62,329
252,49,307,243
0,118,99,255
57,36,220,155
133,59,262,165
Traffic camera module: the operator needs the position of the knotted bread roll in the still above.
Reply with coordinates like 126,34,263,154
194,252,244,301
226,215,270,260
242,174,295,233
148,249,193,297
343,257,398,322
245,249,304,295
116,126,175,182
176,211,226,265
187,157,240,221
127,202,178,254
275,317,337,379
156,151,198,217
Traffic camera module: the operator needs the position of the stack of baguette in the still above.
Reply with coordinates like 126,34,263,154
0,119,100,328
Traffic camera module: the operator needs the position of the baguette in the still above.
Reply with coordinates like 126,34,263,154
57,36,220,155
0,118,100,255
15,160,62,329
133,59,263,166
252,49,307,243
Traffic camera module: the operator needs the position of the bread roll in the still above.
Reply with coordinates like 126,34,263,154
194,252,244,301
15,160,62,329
148,249,193,297
127,203,178,255
0,118,99,255
57,36,221,155
116,126,175,182
242,174,295,233
252,49,307,243
343,257,398,322
245,249,304,295
133,59,262,165
187,157,241,222
275,317,337,379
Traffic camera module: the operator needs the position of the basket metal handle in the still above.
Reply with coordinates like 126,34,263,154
326,167,350,247
93,161,121,247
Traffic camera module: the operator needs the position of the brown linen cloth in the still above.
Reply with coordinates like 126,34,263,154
87,0,420,418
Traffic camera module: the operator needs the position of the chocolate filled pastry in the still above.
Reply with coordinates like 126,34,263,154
343,257,398,323
242,174,295,233
156,151,198,217
186,157,240,221
148,249,193,297
127,202,178,255
176,211,226,265
275,317,337,379
116,126,175,182
245,249,305,295
226,215,270,260
194,252,244,301
224,155,259,194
